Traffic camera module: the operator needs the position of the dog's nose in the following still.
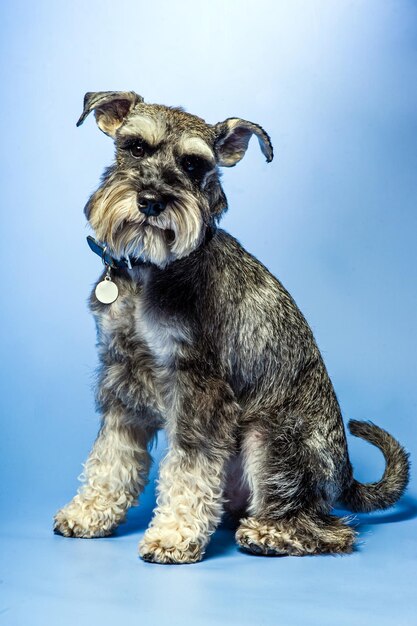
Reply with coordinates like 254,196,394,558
137,192,167,217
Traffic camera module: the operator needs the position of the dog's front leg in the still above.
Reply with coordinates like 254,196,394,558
54,407,153,538
139,377,240,564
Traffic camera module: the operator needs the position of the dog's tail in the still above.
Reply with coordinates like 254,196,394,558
341,419,410,513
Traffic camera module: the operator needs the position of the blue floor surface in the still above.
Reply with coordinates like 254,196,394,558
2,490,417,626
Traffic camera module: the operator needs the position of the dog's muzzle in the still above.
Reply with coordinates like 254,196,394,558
137,191,167,217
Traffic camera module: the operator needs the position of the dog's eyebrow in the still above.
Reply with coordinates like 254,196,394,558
118,114,167,146
178,136,215,162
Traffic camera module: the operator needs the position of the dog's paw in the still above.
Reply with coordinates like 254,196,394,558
236,515,356,556
53,496,118,538
236,517,303,556
138,527,203,564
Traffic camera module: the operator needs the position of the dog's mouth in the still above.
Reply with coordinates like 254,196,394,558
100,195,203,266
164,229,176,244
143,219,176,245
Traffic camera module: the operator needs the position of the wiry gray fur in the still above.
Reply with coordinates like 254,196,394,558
54,91,410,563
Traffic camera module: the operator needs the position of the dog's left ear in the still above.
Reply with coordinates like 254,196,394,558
76,91,144,137
214,118,273,167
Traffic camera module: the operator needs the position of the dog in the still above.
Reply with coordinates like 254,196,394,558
54,91,410,564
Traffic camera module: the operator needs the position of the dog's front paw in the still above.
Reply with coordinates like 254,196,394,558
139,526,203,564
53,496,118,538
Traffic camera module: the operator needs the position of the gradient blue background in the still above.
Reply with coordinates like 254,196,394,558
1,1,417,624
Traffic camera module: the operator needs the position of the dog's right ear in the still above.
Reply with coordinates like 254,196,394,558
76,91,143,137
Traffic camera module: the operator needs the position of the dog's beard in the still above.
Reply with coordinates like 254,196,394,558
89,183,205,267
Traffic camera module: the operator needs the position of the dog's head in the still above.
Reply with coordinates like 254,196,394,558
78,91,273,267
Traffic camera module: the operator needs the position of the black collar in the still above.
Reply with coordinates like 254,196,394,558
86,236,145,269
86,226,216,269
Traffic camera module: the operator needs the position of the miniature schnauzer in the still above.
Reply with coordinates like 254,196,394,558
54,91,410,563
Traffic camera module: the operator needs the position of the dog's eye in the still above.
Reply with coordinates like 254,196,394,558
182,156,198,172
130,142,145,158
181,155,211,179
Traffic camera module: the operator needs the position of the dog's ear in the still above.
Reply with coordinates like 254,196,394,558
76,91,143,137
214,118,273,167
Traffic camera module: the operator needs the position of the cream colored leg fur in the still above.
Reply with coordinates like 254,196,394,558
54,410,151,538
139,448,224,563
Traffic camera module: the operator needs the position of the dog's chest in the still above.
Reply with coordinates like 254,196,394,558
134,295,189,368
93,271,191,369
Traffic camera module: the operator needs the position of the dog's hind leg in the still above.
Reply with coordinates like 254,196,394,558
235,413,356,556
236,511,356,556
54,405,153,538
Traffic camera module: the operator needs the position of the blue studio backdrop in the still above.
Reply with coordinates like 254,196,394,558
1,2,416,626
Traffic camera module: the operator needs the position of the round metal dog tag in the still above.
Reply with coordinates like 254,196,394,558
95,277,119,304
